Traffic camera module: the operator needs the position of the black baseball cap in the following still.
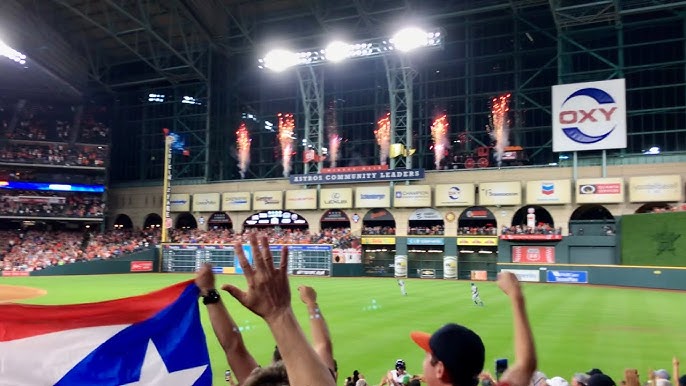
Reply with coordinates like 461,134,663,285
586,369,604,376
411,323,485,385
587,374,615,386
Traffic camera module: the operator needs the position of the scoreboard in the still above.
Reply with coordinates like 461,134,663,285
162,244,332,276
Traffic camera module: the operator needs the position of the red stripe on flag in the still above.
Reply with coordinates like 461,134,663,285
0,280,195,342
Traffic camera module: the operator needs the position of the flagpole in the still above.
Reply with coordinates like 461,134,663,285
162,135,173,243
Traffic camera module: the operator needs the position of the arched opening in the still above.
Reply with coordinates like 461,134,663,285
175,212,198,229
320,209,351,230
320,210,361,264
508,205,556,234
208,212,233,230
456,206,498,280
361,208,396,277
408,208,445,235
634,202,673,214
242,210,309,232
569,204,615,236
362,208,396,235
113,214,133,230
570,204,614,221
457,206,497,235
143,213,162,229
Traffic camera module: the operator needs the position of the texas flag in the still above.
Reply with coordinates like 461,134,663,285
0,280,212,385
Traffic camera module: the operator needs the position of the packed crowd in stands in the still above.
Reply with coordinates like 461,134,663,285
0,168,106,184
362,225,396,235
0,191,105,218
0,142,107,167
648,203,686,213
0,100,110,145
501,223,563,235
170,227,359,249
408,225,445,235
457,226,498,235
0,228,158,272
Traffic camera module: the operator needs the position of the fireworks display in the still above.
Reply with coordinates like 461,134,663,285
326,102,341,167
278,113,295,177
374,112,391,165
489,93,512,166
236,122,251,179
431,114,449,170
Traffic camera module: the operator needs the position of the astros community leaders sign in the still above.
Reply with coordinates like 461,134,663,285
289,168,424,184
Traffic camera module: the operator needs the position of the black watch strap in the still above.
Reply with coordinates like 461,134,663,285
202,289,221,305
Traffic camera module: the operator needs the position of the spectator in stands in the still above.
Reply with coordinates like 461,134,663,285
572,373,590,386
410,271,536,386
587,374,615,386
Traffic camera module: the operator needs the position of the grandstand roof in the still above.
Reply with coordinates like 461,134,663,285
1,0,684,97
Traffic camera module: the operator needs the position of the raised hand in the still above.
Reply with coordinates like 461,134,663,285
497,271,523,298
298,285,317,306
221,233,290,323
194,263,215,295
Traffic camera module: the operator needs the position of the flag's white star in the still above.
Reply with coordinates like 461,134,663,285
121,340,207,386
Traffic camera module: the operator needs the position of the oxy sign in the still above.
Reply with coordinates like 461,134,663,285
552,79,627,152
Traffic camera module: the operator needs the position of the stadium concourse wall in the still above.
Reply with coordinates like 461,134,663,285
27,248,158,276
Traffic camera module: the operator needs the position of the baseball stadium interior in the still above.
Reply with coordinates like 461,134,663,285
1,0,686,385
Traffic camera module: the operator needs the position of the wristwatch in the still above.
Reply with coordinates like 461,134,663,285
202,289,221,305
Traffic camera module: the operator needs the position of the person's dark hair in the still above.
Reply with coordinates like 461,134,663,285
272,345,282,362
679,375,686,386
409,381,421,386
242,361,289,386
353,370,360,383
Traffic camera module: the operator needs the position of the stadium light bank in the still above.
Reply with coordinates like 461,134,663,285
258,27,443,71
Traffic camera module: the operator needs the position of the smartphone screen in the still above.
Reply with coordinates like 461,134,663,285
495,359,508,380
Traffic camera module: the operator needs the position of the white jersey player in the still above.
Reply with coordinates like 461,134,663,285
471,282,484,306
397,279,407,296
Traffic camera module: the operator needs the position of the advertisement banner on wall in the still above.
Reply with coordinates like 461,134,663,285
470,270,488,281
130,261,153,272
546,270,588,283
355,186,391,208
457,237,498,246
512,246,556,263
526,180,572,204
361,237,395,245
170,193,190,212
576,178,624,204
192,193,220,212
409,208,443,221
332,247,362,263
320,188,353,209
407,237,445,245
393,185,432,207
394,255,408,278
289,168,424,184
552,78,627,152
443,256,457,279
222,192,251,212
479,182,522,206
285,189,317,210
434,184,476,207
629,175,683,203
253,191,283,210
500,269,540,282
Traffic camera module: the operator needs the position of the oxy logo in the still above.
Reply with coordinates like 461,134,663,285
559,87,618,144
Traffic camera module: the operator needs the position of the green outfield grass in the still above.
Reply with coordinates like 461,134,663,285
2,274,686,385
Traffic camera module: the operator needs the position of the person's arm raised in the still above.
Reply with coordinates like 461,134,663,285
194,263,258,383
298,285,336,377
497,272,537,386
222,233,336,386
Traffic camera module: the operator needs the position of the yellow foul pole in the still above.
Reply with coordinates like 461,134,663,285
161,135,173,243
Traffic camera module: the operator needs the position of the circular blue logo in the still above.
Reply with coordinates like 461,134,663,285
559,87,617,144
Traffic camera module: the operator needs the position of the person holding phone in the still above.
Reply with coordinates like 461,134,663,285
410,272,537,386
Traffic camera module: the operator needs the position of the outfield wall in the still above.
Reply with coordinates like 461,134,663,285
28,248,157,276
497,263,686,290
